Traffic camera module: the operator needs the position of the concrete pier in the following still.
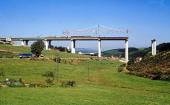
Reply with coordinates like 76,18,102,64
25,40,29,46
21,40,29,46
48,40,52,48
125,40,128,62
21,40,25,46
98,40,101,57
71,40,76,53
151,39,156,56
44,40,49,50
44,40,52,50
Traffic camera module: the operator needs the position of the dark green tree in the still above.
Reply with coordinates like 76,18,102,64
157,42,170,52
31,40,45,57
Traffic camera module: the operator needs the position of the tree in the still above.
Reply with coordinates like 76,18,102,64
31,40,45,57
157,42,170,52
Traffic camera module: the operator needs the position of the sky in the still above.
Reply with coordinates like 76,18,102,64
0,0,170,51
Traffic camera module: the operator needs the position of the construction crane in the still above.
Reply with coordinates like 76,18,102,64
63,25,129,37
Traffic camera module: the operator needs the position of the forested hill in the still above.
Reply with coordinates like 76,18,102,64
102,47,150,60
102,42,170,61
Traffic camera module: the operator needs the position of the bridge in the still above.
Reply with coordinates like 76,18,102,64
0,25,129,62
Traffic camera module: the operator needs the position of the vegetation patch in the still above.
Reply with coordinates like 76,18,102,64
127,51,170,81
0,51,16,58
42,71,55,85
61,80,76,87
0,69,5,77
118,63,126,72
0,78,25,87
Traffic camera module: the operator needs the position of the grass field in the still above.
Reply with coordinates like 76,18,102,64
0,59,170,105
0,44,90,58
0,44,170,105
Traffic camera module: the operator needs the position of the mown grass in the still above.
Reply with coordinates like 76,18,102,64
1,85,170,105
0,58,170,105
0,44,170,105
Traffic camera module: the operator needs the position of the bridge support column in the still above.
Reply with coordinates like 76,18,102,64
21,40,25,46
71,40,76,53
25,40,29,46
48,40,52,48
44,40,49,50
21,40,29,46
125,40,129,62
98,40,101,57
6,37,12,42
151,39,156,56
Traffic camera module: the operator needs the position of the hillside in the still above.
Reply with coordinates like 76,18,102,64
127,51,170,80
0,44,170,105
103,42,170,60
0,44,90,58
102,47,150,60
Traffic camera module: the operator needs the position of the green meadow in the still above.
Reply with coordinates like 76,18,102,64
0,44,170,105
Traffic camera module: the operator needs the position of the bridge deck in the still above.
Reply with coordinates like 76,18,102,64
0,36,128,41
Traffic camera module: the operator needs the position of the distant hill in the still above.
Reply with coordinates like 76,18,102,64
103,42,170,60
102,47,150,60
76,48,97,53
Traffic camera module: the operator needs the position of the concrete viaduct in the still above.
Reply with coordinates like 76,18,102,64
0,36,129,62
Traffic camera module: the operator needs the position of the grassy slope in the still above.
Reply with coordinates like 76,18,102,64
0,44,90,58
0,45,170,105
0,51,16,58
127,51,170,80
0,59,170,105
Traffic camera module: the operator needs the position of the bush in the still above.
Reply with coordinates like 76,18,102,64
42,71,55,78
61,80,76,87
45,78,54,85
50,46,69,52
5,78,25,87
42,71,55,85
55,57,61,63
118,64,126,72
31,40,45,57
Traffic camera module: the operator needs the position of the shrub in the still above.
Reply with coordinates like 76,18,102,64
61,80,76,87
42,71,55,85
45,78,54,85
118,64,126,72
50,46,69,52
55,57,61,63
42,71,55,78
5,78,25,87
31,40,45,57
27,82,47,88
